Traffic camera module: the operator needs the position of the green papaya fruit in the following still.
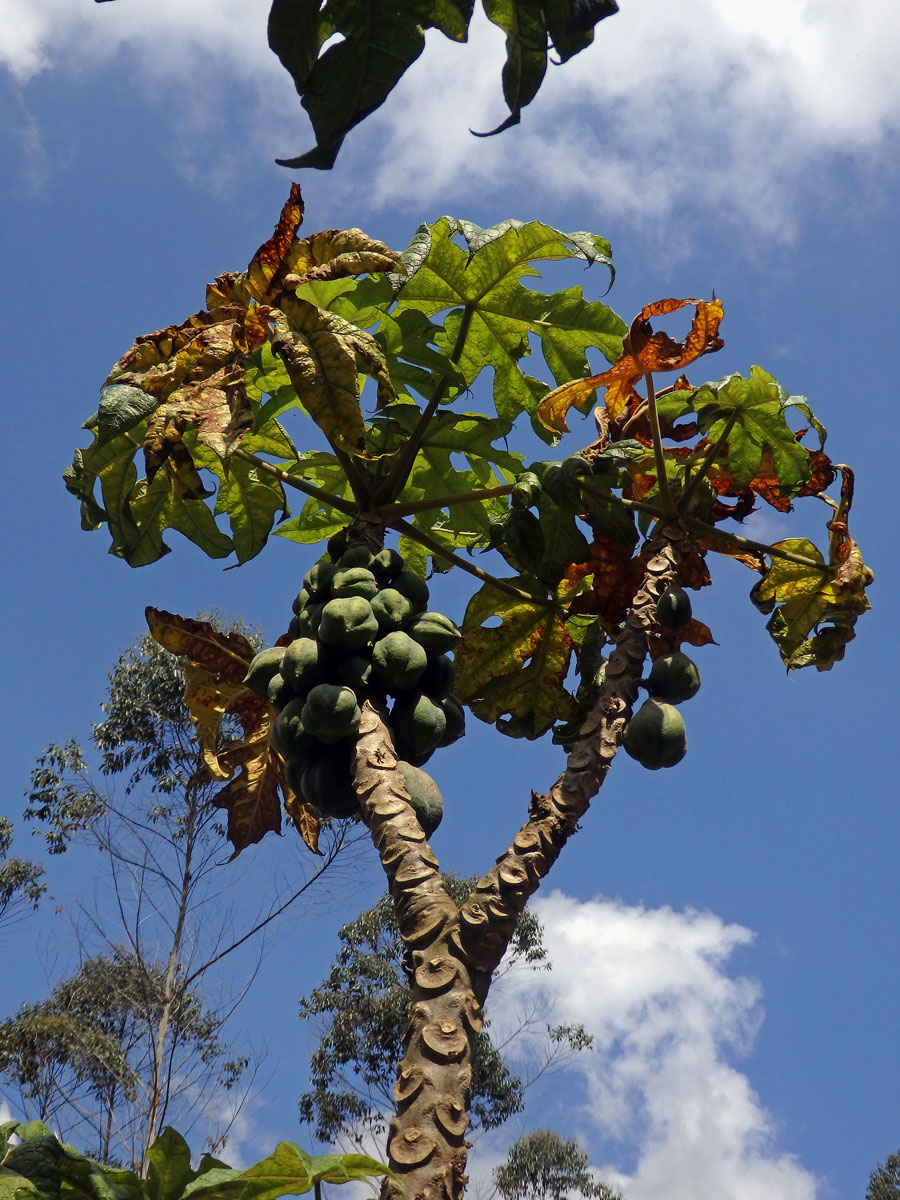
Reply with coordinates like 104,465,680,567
504,509,545,576
392,570,430,613
370,587,414,632
372,547,404,582
622,698,686,770
395,760,443,837
302,745,360,820
271,697,322,760
318,597,379,650
392,692,447,764
327,528,350,562
419,653,455,700
647,651,701,704
287,615,301,640
333,654,374,694
281,637,326,694
303,561,337,601
331,567,379,600
656,586,692,631
300,683,362,745
438,695,466,747
267,672,297,708
339,544,376,570
295,602,324,639
406,611,461,655
243,646,287,700
371,631,428,692
291,586,311,616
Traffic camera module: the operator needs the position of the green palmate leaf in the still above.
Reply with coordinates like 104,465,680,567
455,579,577,737
478,0,615,136
390,218,624,430
275,449,356,545
692,367,814,498
193,448,289,565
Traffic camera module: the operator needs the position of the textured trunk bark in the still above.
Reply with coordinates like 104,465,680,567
352,530,683,1200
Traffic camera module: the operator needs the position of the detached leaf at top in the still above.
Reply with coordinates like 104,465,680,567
269,1,617,169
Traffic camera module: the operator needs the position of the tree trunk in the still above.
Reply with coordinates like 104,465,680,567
352,531,684,1200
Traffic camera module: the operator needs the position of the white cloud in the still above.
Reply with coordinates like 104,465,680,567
484,892,820,1200
2,2,898,235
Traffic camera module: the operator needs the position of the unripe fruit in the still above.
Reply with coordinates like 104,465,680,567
622,698,686,770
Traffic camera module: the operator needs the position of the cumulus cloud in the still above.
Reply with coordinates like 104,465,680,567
2,2,898,234
485,892,819,1200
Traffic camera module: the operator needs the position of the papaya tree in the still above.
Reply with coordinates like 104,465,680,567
64,185,873,1200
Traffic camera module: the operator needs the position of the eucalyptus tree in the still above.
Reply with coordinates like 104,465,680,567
493,1130,623,1200
63,186,872,1200
868,1152,900,1200
298,879,591,1151
0,817,45,929
9,627,360,1170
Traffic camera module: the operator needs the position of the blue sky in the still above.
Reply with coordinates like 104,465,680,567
1,3,898,1198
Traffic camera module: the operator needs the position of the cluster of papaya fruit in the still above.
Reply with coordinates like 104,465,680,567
622,586,702,771
243,537,464,832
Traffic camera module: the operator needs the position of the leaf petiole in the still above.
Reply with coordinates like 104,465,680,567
232,449,359,518
390,517,552,606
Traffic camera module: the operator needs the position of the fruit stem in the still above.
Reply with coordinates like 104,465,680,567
390,517,553,605
678,408,740,515
644,371,678,520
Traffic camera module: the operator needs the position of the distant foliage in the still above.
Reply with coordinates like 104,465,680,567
298,877,588,1146
0,817,44,927
494,1130,623,1200
868,1152,900,1200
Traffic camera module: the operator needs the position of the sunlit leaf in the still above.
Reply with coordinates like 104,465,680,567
224,1141,391,1200
391,218,622,428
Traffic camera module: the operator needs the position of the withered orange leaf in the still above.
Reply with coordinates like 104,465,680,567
285,791,322,856
146,607,257,681
538,297,724,432
246,182,306,305
649,617,717,660
212,726,285,857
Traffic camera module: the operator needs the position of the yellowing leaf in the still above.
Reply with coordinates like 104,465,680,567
272,300,395,454
538,296,724,431
285,228,402,286
455,581,576,738
750,469,873,671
